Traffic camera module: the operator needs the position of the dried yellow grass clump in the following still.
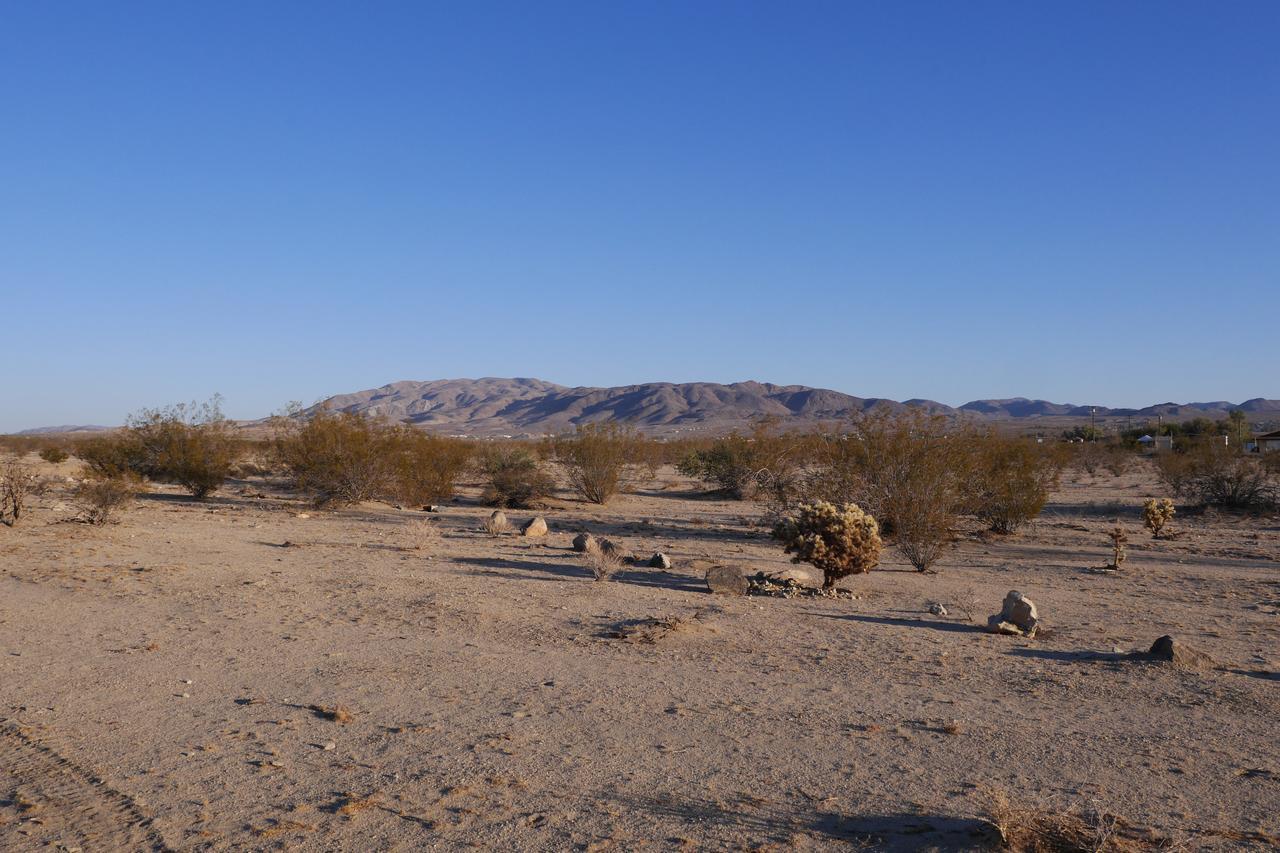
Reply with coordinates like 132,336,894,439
771,500,881,589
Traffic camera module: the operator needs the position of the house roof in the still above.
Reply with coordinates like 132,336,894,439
1256,430,1280,440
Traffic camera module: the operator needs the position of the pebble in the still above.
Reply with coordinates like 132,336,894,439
323,742,336,751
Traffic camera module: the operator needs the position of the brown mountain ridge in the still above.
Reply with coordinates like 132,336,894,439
307,378,1280,436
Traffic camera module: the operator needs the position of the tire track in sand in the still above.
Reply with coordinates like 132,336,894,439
0,722,170,851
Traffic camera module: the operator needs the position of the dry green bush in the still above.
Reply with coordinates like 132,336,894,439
796,411,972,571
38,446,69,464
387,429,473,506
126,398,241,499
1,460,43,526
72,474,140,525
76,433,147,478
967,433,1061,533
555,423,642,504
1157,439,1276,509
478,447,555,508
1142,498,1175,538
771,500,882,589
677,421,803,501
272,409,395,506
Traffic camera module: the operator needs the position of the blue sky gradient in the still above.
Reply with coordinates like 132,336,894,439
2,1,1277,431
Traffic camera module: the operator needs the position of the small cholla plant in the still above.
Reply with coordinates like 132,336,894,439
1107,524,1128,569
771,500,882,589
1142,498,1175,539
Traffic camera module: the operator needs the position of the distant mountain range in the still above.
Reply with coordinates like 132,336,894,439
15,381,1277,436
305,378,1280,436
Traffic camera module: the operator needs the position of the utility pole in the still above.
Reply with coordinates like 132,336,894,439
1090,406,1096,438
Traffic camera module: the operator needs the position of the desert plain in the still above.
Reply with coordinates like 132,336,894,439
1,457,1278,851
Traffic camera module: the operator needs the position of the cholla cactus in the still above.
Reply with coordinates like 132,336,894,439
771,500,882,589
1142,498,1175,539
1108,524,1128,569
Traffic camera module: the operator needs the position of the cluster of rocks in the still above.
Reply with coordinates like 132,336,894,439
486,511,547,537
571,531,672,569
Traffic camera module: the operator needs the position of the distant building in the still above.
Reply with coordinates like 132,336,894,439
1137,435,1173,454
1255,430,1280,453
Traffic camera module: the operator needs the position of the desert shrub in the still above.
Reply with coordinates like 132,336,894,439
387,429,473,506
478,447,555,508
967,434,1060,533
677,422,801,501
796,411,972,573
76,433,147,478
554,423,642,504
800,411,974,531
402,519,441,552
1156,440,1276,509
771,500,882,589
1142,498,1175,538
1,460,43,526
584,537,625,581
981,785,1171,852
38,446,69,464
893,498,954,573
72,474,139,525
126,398,241,499
272,409,395,506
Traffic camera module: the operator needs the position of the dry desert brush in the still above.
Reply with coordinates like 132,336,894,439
1,460,43,526
554,422,642,504
584,537,626,581
271,408,396,506
478,446,555,508
72,473,140,525
981,785,1173,852
1156,438,1276,510
771,500,882,589
966,432,1061,534
125,396,242,499
386,429,473,506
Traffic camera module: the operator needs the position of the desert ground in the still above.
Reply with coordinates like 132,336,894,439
1,458,1278,851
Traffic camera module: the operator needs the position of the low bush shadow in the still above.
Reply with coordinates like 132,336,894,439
618,792,996,850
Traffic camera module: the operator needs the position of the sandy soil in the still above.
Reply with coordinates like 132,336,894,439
1,459,1278,851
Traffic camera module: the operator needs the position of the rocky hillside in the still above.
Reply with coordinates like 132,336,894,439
307,379,1280,436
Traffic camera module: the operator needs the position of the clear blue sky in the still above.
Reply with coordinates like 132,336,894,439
3,1,1277,431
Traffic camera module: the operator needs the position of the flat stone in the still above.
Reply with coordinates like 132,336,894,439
706,565,748,596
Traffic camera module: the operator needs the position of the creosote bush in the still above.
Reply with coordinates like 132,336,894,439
1156,440,1276,510
478,447,555,508
554,423,641,504
677,422,800,501
272,409,395,506
967,434,1061,534
1142,498,1175,539
38,446,69,464
388,430,473,506
73,474,140,525
771,500,882,589
127,398,241,499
